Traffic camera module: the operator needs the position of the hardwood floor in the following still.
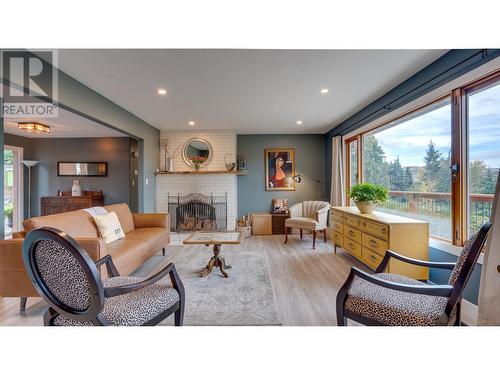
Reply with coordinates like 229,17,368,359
0,234,369,326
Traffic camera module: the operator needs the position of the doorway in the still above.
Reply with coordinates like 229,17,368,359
3,145,23,237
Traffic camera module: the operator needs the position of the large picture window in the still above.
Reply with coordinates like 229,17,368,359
466,79,500,235
362,98,452,240
346,72,500,245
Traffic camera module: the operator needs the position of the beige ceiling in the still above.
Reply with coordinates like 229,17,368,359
55,49,448,134
3,104,127,138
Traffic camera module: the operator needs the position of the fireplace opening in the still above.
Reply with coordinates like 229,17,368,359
168,193,227,232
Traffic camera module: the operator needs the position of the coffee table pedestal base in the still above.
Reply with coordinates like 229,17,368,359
200,244,231,278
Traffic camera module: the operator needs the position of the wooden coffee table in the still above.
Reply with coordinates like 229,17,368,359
183,231,243,278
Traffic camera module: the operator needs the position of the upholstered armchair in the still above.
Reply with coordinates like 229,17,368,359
336,221,491,326
22,227,185,326
284,201,331,249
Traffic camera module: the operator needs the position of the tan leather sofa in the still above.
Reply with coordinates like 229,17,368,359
0,203,170,303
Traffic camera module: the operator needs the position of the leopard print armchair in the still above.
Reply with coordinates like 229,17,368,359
22,227,185,326
336,221,491,326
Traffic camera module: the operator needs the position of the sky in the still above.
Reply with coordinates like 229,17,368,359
371,82,500,168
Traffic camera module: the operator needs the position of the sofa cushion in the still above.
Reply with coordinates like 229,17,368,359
105,238,151,276
104,203,135,234
125,228,169,253
23,210,99,238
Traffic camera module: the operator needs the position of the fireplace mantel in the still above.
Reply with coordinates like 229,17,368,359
155,170,247,176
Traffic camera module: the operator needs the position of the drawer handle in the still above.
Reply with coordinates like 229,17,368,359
381,228,386,233
348,243,354,249
369,239,378,248
349,230,354,235
369,255,377,261
362,222,366,227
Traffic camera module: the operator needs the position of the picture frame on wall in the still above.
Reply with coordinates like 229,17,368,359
264,148,295,191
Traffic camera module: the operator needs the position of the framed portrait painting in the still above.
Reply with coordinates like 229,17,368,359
265,148,295,191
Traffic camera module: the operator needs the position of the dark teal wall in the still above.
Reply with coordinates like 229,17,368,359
4,134,132,218
237,134,326,217
429,247,481,305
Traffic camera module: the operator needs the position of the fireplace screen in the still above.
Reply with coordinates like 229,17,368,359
168,193,227,232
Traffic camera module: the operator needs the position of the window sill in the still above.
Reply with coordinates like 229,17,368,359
429,238,483,265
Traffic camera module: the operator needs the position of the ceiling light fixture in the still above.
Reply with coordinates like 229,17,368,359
320,88,329,94
296,120,303,125
188,121,195,126
157,88,167,95
18,122,50,134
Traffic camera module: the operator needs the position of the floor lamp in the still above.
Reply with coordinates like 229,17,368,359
22,160,39,218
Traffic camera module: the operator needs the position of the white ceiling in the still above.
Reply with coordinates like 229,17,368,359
56,49,447,134
3,103,127,138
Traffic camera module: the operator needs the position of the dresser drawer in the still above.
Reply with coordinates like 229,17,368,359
331,210,344,222
331,230,343,247
343,238,362,258
66,197,91,204
331,220,344,233
42,198,65,206
362,219,389,240
344,226,361,243
362,233,388,256
362,247,384,269
344,214,362,229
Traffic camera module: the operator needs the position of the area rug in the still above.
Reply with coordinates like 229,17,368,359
134,242,281,326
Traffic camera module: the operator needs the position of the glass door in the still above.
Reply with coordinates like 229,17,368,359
4,145,23,237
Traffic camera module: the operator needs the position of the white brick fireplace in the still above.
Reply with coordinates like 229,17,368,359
156,130,237,230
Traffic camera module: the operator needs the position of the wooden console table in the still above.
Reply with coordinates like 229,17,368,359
330,206,429,280
41,191,104,216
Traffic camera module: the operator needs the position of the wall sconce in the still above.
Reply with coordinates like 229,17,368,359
292,174,302,183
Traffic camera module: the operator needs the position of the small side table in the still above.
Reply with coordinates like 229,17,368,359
271,213,290,234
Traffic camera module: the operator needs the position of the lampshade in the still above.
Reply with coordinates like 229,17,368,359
22,160,39,167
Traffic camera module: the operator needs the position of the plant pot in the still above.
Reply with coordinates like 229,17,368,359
355,201,376,214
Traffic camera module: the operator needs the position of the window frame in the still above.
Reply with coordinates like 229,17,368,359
344,69,500,246
345,135,361,206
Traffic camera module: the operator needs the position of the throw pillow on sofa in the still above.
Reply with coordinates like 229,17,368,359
93,212,125,244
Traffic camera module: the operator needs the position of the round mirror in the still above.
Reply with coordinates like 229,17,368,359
182,138,213,168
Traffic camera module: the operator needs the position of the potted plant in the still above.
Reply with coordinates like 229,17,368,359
348,183,388,214
4,203,14,228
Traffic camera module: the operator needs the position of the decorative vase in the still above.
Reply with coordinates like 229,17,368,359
224,153,236,172
356,201,376,214
167,157,174,172
71,179,82,196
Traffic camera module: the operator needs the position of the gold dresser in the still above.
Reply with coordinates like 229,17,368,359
330,206,429,280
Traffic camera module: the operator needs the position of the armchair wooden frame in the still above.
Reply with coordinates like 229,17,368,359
336,221,491,326
23,227,185,326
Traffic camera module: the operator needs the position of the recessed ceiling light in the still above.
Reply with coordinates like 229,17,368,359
157,88,167,95
188,121,195,126
296,120,303,125
320,88,329,94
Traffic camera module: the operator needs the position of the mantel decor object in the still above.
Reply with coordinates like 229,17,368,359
224,153,236,172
